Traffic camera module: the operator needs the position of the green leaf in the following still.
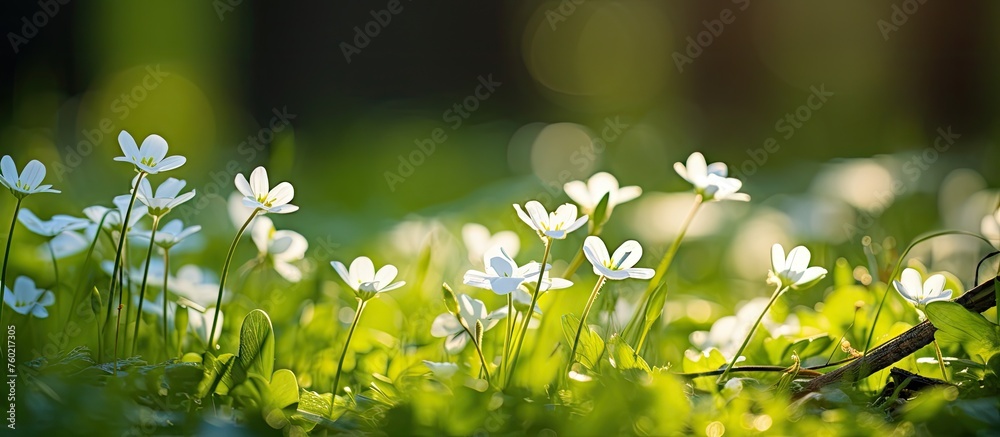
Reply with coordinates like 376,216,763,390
591,191,612,230
608,335,650,372
925,301,1000,363
269,369,300,410
562,313,605,371
682,348,728,392
202,352,237,396
639,281,668,342
236,309,276,383
263,369,300,430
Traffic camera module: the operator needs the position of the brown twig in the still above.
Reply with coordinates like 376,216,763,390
794,276,998,398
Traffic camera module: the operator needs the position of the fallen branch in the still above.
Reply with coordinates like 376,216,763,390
795,276,998,398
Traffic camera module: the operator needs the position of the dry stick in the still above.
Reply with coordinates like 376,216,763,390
795,276,998,398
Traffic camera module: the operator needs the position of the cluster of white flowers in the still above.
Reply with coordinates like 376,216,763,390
3,132,967,396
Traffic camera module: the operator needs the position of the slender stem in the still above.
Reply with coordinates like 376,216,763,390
130,215,161,356
567,275,607,373
163,248,170,359
628,195,702,341
932,339,948,382
105,172,146,327
207,209,261,349
456,314,491,382
331,298,366,417
113,235,131,370
0,198,23,325
68,210,112,328
561,247,586,281
506,238,551,388
718,284,787,384
47,239,59,318
501,294,514,378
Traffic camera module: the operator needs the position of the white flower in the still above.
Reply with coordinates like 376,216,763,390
582,236,654,280
171,265,228,308
563,172,642,214
228,192,257,230
514,201,588,240
673,152,750,202
42,230,91,260
892,268,953,309
133,290,176,328
511,270,573,315
84,195,148,231
422,361,460,379
430,294,505,354
17,208,89,238
252,217,308,283
768,244,827,289
463,245,542,295
114,131,186,174
234,167,298,214
133,219,201,250
134,177,195,217
331,256,405,299
462,223,520,265
689,297,801,359
0,155,59,198
981,209,1000,245
3,276,54,318
188,307,223,346
101,258,164,285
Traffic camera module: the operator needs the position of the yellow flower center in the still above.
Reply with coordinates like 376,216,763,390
256,194,273,207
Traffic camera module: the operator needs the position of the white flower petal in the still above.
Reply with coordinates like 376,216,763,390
139,134,169,162
118,131,140,159
349,256,375,284
249,167,269,196
611,240,643,270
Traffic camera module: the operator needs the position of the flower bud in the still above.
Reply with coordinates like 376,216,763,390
442,283,460,315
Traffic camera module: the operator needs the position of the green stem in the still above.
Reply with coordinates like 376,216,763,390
718,284,787,384
567,275,607,373
163,248,170,359
130,215,161,356
105,172,146,328
47,240,59,325
331,298,366,416
0,197,23,326
69,210,112,328
506,238,551,388
207,208,260,350
627,195,702,342
456,314,492,383
932,339,948,382
501,294,514,379
561,246,587,281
